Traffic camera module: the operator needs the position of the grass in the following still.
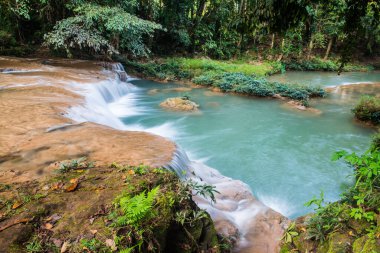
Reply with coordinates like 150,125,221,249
174,57,284,77
122,57,325,106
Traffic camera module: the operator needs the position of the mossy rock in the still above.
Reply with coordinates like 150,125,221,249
353,235,380,253
326,232,353,253
293,233,314,252
348,219,371,235
279,243,293,253
316,241,330,253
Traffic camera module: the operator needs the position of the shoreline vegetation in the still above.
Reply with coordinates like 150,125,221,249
280,134,380,253
121,57,372,107
353,96,380,127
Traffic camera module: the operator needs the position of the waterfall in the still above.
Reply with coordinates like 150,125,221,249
64,63,287,252
102,62,128,82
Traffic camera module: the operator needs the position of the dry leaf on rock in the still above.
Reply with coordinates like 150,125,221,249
12,201,22,209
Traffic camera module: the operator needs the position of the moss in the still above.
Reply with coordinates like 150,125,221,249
353,235,380,253
279,243,293,253
326,232,353,253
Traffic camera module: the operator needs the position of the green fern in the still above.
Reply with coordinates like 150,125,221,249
116,186,159,226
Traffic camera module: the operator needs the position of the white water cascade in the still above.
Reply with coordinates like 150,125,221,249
65,63,287,252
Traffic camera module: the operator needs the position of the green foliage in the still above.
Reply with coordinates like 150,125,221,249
26,237,43,253
186,180,219,203
44,3,162,57
352,96,380,125
115,186,159,227
371,132,380,151
193,71,325,103
281,222,299,244
175,209,208,227
57,157,93,173
284,58,372,72
80,238,108,252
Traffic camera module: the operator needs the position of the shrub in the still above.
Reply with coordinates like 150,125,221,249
284,58,372,72
352,96,380,125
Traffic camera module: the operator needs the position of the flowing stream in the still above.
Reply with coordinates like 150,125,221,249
2,57,379,251
119,71,380,218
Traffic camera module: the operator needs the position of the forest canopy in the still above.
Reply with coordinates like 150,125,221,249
0,0,379,60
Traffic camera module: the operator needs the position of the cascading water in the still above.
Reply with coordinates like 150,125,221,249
64,63,286,252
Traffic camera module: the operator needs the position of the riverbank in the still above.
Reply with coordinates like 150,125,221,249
0,56,288,252
121,57,331,107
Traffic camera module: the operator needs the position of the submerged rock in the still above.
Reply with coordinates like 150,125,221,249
160,97,200,112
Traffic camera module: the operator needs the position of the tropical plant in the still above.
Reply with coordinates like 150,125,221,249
115,186,159,226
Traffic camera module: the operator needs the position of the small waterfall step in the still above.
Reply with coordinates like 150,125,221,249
102,62,128,82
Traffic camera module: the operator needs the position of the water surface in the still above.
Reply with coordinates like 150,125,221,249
121,72,379,218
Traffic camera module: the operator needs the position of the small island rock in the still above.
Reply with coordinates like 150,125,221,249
160,97,199,112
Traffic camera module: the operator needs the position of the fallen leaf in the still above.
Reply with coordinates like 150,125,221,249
52,182,63,190
44,223,53,229
69,178,78,184
127,170,135,175
348,231,355,236
89,218,95,224
105,239,117,251
90,229,97,235
12,201,22,209
65,180,78,192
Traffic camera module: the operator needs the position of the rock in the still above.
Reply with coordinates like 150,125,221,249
353,235,380,253
105,239,117,251
287,100,307,110
160,97,199,112
272,94,286,100
326,232,353,253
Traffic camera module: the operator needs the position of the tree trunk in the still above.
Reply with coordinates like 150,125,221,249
270,33,275,49
324,38,333,60
277,38,285,61
307,39,314,60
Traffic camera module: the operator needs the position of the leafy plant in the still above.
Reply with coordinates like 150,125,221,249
281,222,299,243
26,237,43,253
57,157,93,173
186,180,219,203
115,186,159,227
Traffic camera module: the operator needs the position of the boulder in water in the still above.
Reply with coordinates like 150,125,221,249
160,97,199,112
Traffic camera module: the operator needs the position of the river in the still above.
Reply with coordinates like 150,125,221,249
119,71,380,218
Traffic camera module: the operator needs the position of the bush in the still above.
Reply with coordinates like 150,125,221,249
352,96,380,125
284,58,372,72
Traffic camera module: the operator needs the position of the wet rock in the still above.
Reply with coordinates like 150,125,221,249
160,97,199,112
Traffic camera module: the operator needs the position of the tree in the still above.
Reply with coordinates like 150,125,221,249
44,3,163,58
